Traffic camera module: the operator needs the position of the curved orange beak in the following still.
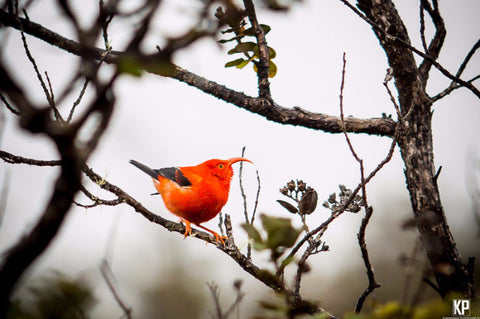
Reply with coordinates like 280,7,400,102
227,157,253,166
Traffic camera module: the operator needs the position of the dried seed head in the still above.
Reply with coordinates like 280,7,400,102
297,180,306,192
287,180,296,191
280,186,289,196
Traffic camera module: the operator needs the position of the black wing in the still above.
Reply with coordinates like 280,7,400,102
156,167,192,187
130,160,158,179
129,159,192,187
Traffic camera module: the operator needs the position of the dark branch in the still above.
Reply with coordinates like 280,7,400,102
170,65,397,136
340,0,480,99
81,165,296,297
418,0,446,84
243,0,271,99
0,150,61,166
0,8,397,137
432,38,480,102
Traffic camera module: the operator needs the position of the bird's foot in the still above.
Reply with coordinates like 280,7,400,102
196,223,227,246
181,219,192,238
212,232,227,246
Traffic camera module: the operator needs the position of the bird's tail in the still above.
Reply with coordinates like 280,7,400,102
129,159,158,179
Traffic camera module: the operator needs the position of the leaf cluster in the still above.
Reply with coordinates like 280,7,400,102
215,6,277,77
242,214,301,262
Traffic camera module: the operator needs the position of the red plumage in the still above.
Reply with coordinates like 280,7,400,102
130,157,252,244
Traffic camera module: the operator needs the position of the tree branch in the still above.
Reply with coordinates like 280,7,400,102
0,49,116,314
243,0,271,99
81,165,296,296
339,53,381,312
352,0,476,298
0,150,61,166
432,37,480,102
340,0,480,100
0,8,397,137
418,0,446,84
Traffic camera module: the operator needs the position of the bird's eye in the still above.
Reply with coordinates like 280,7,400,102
218,164,224,169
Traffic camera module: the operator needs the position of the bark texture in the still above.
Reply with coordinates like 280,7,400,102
357,0,474,297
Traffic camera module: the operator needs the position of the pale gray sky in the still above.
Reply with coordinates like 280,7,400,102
1,0,479,316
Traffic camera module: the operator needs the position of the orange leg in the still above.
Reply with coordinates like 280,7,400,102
180,219,226,245
180,219,192,238
195,224,227,245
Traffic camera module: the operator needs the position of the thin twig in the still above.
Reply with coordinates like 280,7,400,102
432,74,480,102
383,69,402,121
223,280,245,319
339,53,361,162
338,53,381,312
207,282,223,319
15,2,64,122
354,206,381,313
419,1,428,55
99,208,132,319
207,280,245,319
238,146,261,259
0,93,20,115
432,36,480,102
339,0,480,99
74,185,123,208
99,0,114,51
239,146,249,224
100,259,132,319
67,78,89,124
238,146,252,258
454,37,480,80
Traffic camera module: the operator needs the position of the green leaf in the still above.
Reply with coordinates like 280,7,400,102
268,46,276,59
243,24,272,36
268,60,277,78
254,61,277,77
218,35,244,44
242,27,256,37
277,200,298,214
279,254,295,270
117,57,143,77
260,214,301,249
228,41,256,54
241,223,267,250
225,58,246,68
261,24,271,34
243,24,272,37
236,59,251,69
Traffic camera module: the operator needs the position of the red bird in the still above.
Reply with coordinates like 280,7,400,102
130,157,252,244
